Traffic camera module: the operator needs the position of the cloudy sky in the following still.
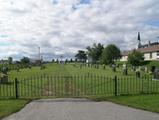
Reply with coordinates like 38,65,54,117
0,0,159,60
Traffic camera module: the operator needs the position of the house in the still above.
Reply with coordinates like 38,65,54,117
0,59,9,64
30,59,42,65
121,32,159,61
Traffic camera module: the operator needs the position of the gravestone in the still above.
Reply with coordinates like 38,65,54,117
140,66,145,71
145,66,148,73
116,64,119,68
154,69,159,79
40,65,46,70
28,64,32,69
1,66,8,75
132,66,136,71
136,70,140,79
112,64,116,72
123,64,128,75
0,73,8,84
151,66,156,73
103,65,106,70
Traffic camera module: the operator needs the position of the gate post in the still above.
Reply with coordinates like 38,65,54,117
114,76,118,96
15,78,19,99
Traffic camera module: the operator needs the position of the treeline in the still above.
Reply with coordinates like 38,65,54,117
75,43,121,65
75,43,146,66
0,56,41,74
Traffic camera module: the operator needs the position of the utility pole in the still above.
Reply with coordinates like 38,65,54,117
38,46,41,66
38,46,41,61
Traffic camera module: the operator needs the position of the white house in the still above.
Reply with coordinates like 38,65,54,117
121,32,159,61
121,45,159,61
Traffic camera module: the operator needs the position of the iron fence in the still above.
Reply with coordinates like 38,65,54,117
0,74,159,99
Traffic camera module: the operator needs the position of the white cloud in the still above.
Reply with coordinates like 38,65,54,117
0,0,159,60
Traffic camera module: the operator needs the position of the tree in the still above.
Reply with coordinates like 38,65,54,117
70,58,73,63
75,50,87,62
86,43,104,63
56,59,59,63
52,59,55,63
65,59,68,63
20,57,30,64
128,50,144,66
8,57,13,64
101,44,121,64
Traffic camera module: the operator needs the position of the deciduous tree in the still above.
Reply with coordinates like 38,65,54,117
101,44,121,64
128,50,144,66
86,43,104,63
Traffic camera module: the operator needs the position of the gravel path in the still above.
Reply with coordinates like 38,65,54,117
3,98,159,120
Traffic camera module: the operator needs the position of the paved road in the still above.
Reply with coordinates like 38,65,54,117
3,98,159,120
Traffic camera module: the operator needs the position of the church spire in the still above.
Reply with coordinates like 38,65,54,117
138,32,142,48
138,32,141,41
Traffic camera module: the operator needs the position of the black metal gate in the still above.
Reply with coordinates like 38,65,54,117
0,75,159,99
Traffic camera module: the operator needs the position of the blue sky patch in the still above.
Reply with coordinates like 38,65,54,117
52,0,58,5
72,0,91,10
79,0,91,4
146,20,159,27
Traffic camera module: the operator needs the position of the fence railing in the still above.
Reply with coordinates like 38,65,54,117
0,74,159,99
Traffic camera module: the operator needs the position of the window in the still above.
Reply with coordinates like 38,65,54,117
157,51,159,56
150,52,152,59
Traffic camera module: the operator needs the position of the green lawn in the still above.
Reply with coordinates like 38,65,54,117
8,63,148,79
0,63,159,98
90,94,159,113
0,99,30,119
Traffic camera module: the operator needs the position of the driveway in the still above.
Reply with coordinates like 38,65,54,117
3,98,159,120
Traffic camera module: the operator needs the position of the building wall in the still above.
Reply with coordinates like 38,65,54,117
144,52,159,60
120,56,128,61
144,53,151,60
121,52,159,61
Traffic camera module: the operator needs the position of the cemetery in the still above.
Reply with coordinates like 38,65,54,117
1,0,159,119
0,61,159,99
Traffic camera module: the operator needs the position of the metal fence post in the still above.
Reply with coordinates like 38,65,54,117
65,76,69,97
114,76,118,96
15,78,19,99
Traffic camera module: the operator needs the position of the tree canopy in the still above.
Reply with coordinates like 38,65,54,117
75,50,87,62
128,50,144,66
8,57,13,64
20,57,30,64
101,44,121,64
86,43,104,63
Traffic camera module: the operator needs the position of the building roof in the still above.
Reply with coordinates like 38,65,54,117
138,44,159,53
121,50,132,56
122,44,159,56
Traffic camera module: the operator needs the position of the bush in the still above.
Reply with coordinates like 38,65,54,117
128,50,144,66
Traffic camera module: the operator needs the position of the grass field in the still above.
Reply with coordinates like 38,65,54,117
0,99,30,119
8,63,149,79
0,63,159,98
90,94,159,113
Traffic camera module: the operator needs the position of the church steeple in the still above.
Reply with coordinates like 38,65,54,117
138,32,142,48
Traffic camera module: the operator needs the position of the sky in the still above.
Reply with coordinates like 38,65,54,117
0,0,159,60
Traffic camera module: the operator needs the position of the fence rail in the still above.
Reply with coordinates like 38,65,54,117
0,74,159,99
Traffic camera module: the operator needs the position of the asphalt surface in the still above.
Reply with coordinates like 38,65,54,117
3,98,159,120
